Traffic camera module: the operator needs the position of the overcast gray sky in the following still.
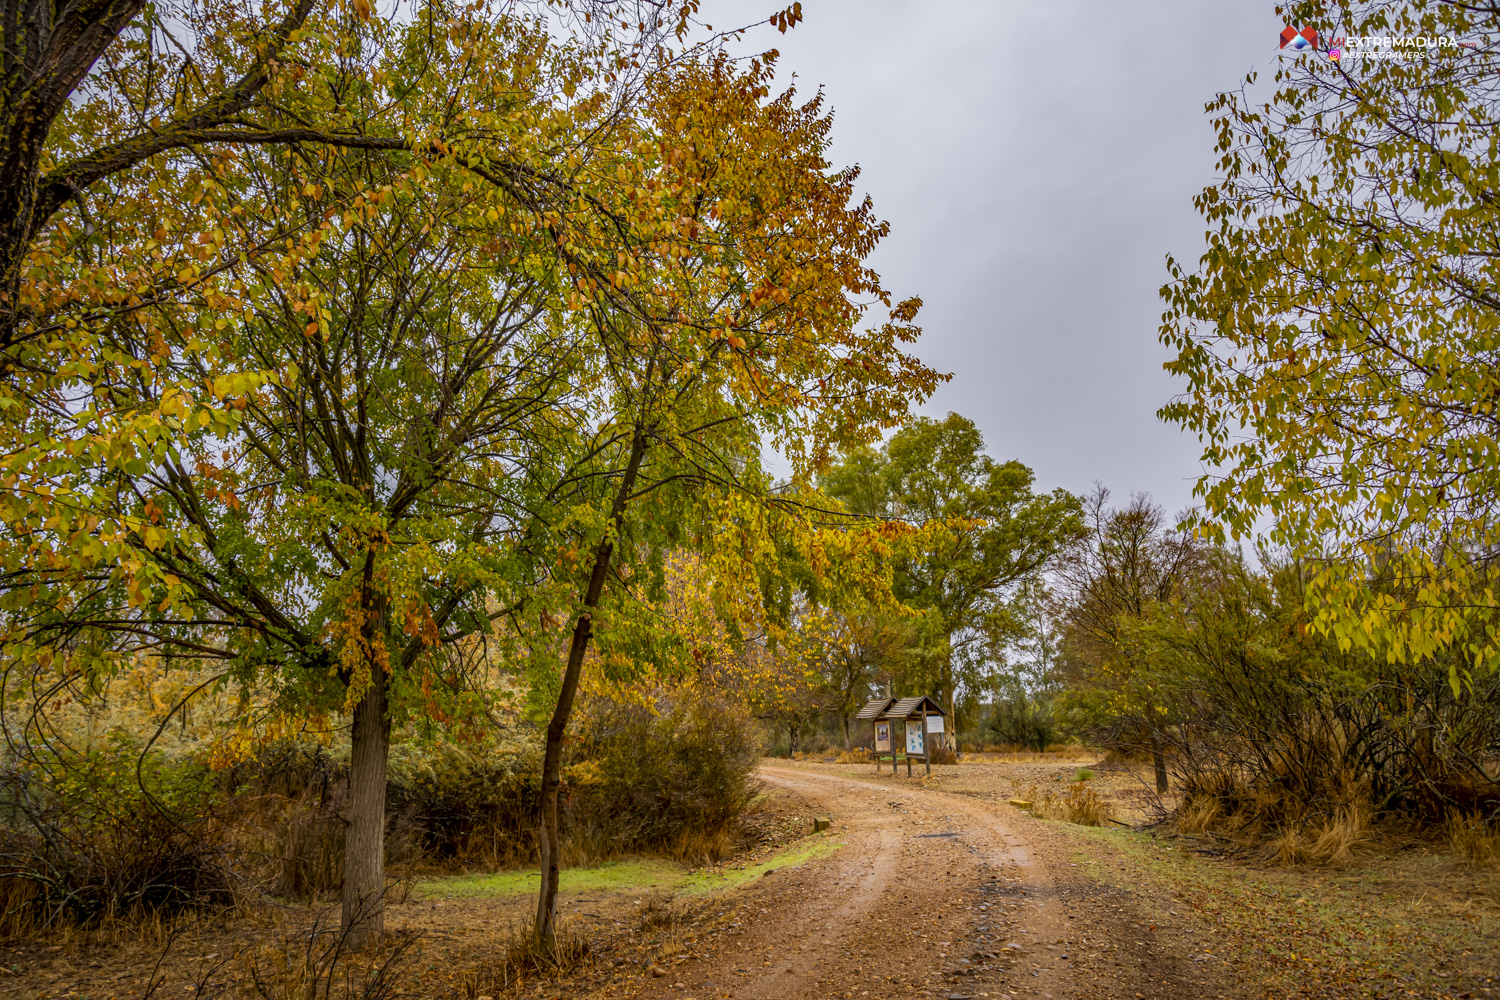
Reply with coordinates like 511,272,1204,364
712,1,1278,515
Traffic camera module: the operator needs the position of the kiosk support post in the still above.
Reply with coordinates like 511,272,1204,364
922,705,931,775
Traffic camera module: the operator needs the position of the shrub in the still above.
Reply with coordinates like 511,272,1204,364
0,736,232,929
1128,562,1500,849
0,692,761,926
986,697,1056,753
219,742,351,898
567,696,759,862
1074,768,1094,782
384,695,759,869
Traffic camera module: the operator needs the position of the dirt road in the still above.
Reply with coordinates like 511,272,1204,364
593,763,1238,1000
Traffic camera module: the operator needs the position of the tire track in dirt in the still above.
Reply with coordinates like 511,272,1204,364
687,765,1074,1000
589,763,1237,1000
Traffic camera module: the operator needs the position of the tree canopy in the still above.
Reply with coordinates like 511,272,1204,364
822,412,1083,725
1159,0,1500,686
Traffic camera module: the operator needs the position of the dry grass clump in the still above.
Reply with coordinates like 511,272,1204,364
1266,801,1375,866
457,918,594,997
835,747,871,763
1447,813,1500,868
1173,793,1225,837
1172,771,1380,866
668,824,735,866
1018,781,1116,827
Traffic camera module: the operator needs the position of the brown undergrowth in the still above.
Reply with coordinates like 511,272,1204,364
455,918,596,998
1013,779,1116,826
1447,811,1500,869
1169,771,1500,872
1173,789,1380,866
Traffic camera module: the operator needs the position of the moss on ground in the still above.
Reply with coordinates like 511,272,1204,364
682,832,842,893
416,832,844,899
417,858,685,898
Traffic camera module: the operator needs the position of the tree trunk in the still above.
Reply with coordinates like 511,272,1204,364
534,430,646,952
841,713,851,750
1143,695,1168,794
341,664,389,950
0,0,147,341
944,640,957,749
1150,728,1169,794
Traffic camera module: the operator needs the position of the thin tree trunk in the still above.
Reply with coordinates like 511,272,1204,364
842,713,851,750
1150,729,1169,794
534,429,646,951
341,663,389,950
944,640,956,749
1144,695,1168,794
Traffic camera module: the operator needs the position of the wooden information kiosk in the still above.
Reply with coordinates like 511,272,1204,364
854,695,947,776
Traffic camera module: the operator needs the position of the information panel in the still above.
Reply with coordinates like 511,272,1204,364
906,722,925,755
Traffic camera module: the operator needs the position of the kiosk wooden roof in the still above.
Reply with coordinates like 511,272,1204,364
886,695,945,720
858,695,948,777
854,696,946,721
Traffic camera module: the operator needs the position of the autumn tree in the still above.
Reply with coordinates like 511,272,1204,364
0,126,598,948
0,0,713,946
0,0,678,349
0,0,932,956
1,0,315,346
517,50,941,948
806,607,931,748
0,0,695,730
1159,0,1500,686
1053,488,1210,792
822,413,1083,732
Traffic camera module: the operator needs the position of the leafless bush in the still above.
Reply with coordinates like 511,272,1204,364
234,904,420,1000
0,744,234,931
458,917,593,996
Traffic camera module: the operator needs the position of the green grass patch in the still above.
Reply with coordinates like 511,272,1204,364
682,833,843,893
416,833,846,901
417,858,685,898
